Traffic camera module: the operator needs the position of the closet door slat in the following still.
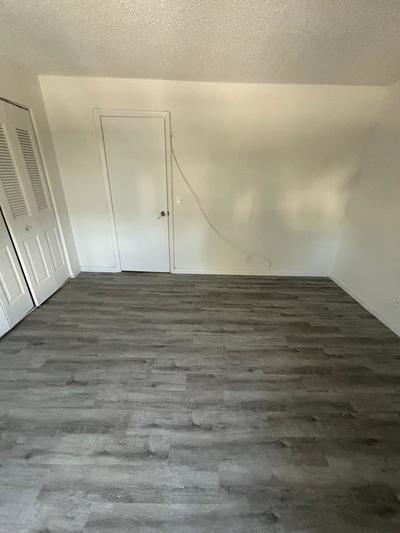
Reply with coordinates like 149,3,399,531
0,125,28,219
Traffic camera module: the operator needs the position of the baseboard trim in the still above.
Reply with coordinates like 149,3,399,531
80,266,121,273
330,275,400,338
79,265,328,277
172,267,328,277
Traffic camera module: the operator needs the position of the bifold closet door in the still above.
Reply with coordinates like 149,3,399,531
0,211,33,330
0,305,10,336
0,100,68,305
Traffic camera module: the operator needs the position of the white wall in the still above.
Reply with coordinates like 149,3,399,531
40,76,384,275
333,82,400,336
0,58,80,275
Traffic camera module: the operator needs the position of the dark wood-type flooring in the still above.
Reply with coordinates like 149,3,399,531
1,272,400,532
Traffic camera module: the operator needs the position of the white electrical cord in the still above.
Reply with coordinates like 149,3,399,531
169,133,271,271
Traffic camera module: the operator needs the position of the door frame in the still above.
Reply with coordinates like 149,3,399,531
0,96,74,305
94,109,175,273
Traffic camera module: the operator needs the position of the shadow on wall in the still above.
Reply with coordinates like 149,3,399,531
171,132,366,273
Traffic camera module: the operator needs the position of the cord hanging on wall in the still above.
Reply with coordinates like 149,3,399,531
169,129,271,271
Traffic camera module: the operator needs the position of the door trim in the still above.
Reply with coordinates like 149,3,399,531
94,109,174,273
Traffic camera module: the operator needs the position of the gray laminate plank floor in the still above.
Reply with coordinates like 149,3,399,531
1,272,400,532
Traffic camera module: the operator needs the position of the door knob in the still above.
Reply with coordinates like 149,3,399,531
157,210,166,219
25,224,32,231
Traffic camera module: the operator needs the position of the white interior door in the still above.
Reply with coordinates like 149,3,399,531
101,114,170,272
0,210,33,329
0,100,69,304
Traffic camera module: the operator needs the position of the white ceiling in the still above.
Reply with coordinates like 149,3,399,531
1,0,400,86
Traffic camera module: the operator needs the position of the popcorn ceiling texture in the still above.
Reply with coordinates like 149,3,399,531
1,0,400,85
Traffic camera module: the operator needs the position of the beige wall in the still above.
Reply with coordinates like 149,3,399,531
39,75,384,275
0,58,79,275
334,82,400,336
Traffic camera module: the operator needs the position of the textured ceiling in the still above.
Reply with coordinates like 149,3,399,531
1,0,400,85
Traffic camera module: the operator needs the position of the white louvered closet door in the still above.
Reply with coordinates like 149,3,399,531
0,101,68,305
0,210,33,329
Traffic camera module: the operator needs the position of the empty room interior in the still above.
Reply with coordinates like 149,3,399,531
0,0,400,531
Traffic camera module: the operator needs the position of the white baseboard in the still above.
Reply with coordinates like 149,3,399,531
79,265,328,277
172,267,269,276
172,267,328,277
80,266,121,273
330,275,400,338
